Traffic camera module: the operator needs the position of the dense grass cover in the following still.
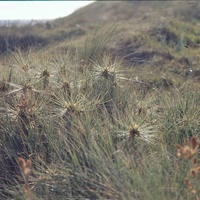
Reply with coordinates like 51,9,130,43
0,2,200,199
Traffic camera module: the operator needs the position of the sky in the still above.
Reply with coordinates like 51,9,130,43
0,1,95,20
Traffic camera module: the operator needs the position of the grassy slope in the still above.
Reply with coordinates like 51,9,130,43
0,1,200,199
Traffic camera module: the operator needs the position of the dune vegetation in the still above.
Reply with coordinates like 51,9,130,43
0,1,200,199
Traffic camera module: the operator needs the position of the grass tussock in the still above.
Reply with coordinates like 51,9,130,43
0,21,200,200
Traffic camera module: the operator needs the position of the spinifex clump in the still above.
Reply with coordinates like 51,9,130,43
53,80,72,99
115,122,157,150
89,54,130,116
49,89,99,132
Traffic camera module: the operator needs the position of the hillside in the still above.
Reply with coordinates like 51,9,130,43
1,1,200,199
1,1,200,83
1,1,200,51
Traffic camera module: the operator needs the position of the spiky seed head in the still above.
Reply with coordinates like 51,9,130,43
62,103,81,118
129,124,140,139
102,68,110,78
41,69,50,78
